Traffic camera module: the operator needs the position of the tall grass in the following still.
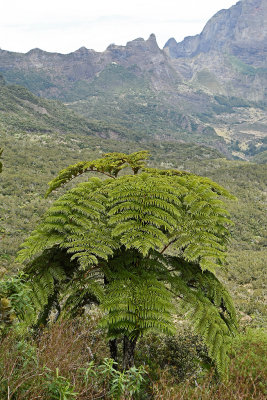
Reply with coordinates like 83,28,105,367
0,321,266,399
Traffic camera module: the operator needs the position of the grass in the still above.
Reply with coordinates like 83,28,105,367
0,320,266,399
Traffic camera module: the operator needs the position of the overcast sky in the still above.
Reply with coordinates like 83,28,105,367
0,0,238,54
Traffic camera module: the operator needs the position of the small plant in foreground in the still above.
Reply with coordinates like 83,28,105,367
83,358,147,399
45,367,78,400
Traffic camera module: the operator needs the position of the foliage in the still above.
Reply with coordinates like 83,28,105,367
151,328,267,399
0,270,35,335
231,328,267,392
221,250,267,327
0,321,266,399
45,367,78,400
97,358,147,399
16,151,237,375
0,320,147,400
136,330,209,382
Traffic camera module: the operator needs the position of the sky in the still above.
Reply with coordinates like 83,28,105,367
0,0,238,54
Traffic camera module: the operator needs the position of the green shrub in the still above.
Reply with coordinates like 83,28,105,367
136,329,210,382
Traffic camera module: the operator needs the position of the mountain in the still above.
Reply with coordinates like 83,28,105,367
165,0,267,67
0,0,266,159
0,34,177,99
164,0,267,100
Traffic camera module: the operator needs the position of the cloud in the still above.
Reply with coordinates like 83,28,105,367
0,0,238,53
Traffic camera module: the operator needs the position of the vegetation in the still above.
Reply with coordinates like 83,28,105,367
0,78,133,139
0,74,266,398
0,316,266,399
15,151,237,375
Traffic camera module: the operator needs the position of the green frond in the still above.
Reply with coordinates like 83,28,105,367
101,269,175,338
60,269,104,318
17,179,117,267
46,151,150,196
168,255,237,376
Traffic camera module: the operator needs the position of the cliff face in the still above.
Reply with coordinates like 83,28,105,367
164,0,267,67
163,0,267,104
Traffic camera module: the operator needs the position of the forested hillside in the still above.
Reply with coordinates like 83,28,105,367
1,125,266,328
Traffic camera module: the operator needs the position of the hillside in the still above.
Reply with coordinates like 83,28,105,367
0,74,136,140
1,125,266,326
0,0,266,329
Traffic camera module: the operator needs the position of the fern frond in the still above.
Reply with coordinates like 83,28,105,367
17,179,117,267
167,255,237,376
46,151,150,196
101,268,175,338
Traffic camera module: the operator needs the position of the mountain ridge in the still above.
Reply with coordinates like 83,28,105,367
0,0,266,160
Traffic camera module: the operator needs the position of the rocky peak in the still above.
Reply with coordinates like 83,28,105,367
26,48,46,55
146,33,160,52
124,33,160,53
104,34,162,66
164,0,267,67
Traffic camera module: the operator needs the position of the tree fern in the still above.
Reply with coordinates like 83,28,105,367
16,151,237,374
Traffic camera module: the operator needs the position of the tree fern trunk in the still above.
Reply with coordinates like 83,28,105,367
109,338,118,367
34,287,59,332
122,335,138,370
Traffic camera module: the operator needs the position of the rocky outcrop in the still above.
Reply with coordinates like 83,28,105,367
163,0,267,102
0,34,180,97
164,0,267,68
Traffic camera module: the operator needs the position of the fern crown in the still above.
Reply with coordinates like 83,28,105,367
17,151,237,376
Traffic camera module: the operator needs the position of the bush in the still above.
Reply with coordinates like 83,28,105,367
136,329,210,382
151,328,267,400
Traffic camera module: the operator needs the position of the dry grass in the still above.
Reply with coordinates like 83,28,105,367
0,317,109,399
0,321,266,399
152,356,267,400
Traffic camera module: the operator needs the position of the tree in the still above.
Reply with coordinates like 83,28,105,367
0,148,3,173
17,151,237,374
